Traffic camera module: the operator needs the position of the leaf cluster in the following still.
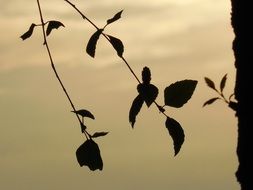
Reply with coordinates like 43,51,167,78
129,67,197,155
71,109,108,171
20,20,65,41
203,74,237,111
86,10,124,58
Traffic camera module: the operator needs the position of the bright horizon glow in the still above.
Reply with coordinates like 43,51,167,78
0,1,239,190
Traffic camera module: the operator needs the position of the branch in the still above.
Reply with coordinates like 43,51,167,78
36,0,89,136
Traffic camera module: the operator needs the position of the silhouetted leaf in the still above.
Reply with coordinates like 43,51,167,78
204,77,216,90
20,23,36,40
228,101,238,111
164,80,197,108
46,20,65,36
157,105,166,113
220,73,227,93
203,97,220,107
165,117,184,156
92,132,109,138
129,95,144,128
107,35,124,57
142,67,151,84
80,123,87,133
137,83,158,107
106,10,123,25
71,109,95,119
86,29,103,57
76,139,103,171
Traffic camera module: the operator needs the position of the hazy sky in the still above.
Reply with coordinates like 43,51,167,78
0,0,239,190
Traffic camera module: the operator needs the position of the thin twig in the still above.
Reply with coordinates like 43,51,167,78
36,0,89,137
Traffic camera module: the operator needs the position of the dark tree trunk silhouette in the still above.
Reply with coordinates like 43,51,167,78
231,1,252,189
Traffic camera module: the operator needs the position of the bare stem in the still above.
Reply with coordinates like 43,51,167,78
36,0,87,136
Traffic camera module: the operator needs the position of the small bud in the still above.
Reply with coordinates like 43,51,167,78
142,67,151,84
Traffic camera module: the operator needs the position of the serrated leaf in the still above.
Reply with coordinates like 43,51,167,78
86,29,103,58
129,95,144,128
203,97,220,107
76,139,103,171
164,80,197,108
92,132,109,138
142,67,151,84
220,74,227,93
106,10,123,25
165,117,185,156
137,83,159,107
20,23,36,40
46,20,65,36
71,109,95,120
107,35,124,57
204,77,216,90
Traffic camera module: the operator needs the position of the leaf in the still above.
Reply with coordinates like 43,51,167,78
20,23,36,40
92,132,109,138
165,117,185,156
137,83,159,107
86,29,103,58
46,20,65,36
204,77,216,90
203,97,220,107
142,67,151,84
80,123,87,133
107,35,124,57
129,95,144,128
228,101,238,111
164,80,197,108
220,73,227,93
106,10,123,25
76,140,103,171
71,109,95,120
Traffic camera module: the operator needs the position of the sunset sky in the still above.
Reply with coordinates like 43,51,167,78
0,0,239,189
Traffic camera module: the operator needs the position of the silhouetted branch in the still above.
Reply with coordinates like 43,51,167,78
36,0,89,137
64,0,174,118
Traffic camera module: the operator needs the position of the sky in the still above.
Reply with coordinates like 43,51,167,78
0,0,240,190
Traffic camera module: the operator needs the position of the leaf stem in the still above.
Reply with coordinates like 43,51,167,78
36,0,86,136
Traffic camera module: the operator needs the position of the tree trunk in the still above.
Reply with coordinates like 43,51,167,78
230,1,252,189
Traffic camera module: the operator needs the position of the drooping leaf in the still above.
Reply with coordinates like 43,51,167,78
92,132,109,138
137,83,159,107
165,117,185,156
164,80,197,108
71,109,95,120
220,73,227,93
203,97,220,107
46,20,65,36
129,95,144,128
204,77,216,90
76,139,103,171
107,35,124,57
20,23,36,40
106,10,123,25
142,67,151,84
86,29,103,58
